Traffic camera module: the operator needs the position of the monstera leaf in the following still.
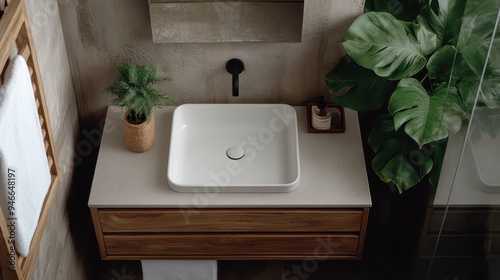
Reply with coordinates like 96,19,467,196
426,45,458,82
458,0,500,77
372,0,426,21
417,0,466,45
459,74,500,109
388,78,467,147
368,114,396,153
325,57,396,111
342,12,438,80
432,47,500,109
369,115,434,193
455,0,500,108
427,139,449,186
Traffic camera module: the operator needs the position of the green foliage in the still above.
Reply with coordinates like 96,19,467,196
105,61,174,124
342,12,438,80
369,115,433,193
417,0,466,45
365,0,427,21
457,0,500,108
426,45,457,81
325,0,500,193
388,79,467,147
324,57,395,111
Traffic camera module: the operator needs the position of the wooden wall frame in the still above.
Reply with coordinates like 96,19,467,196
0,0,60,279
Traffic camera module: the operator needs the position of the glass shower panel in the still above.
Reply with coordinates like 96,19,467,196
425,1,500,279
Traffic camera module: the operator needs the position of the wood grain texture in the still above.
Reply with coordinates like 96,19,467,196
91,208,107,259
100,254,363,261
356,208,369,258
419,207,500,257
421,234,500,256
98,208,364,233
104,234,359,257
427,208,500,233
92,207,370,259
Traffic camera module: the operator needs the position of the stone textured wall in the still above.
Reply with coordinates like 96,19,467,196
23,0,84,279
57,0,365,125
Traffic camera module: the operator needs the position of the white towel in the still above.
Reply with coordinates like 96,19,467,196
142,260,217,280
0,55,51,257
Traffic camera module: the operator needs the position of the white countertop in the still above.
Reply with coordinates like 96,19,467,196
88,106,372,208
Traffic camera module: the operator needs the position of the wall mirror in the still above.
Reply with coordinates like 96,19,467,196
149,0,304,43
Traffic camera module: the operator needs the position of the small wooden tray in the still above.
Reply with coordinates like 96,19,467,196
307,103,346,133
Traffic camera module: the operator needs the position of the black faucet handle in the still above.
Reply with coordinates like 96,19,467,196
226,59,244,75
226,59,244,97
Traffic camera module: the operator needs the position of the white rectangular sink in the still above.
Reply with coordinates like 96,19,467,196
167,104,300,192
471,133,500,193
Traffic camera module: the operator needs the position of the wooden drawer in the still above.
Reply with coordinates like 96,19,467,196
428,209,500,233
98,208,364,233
104,234,359,258
91,208,369,260
421,235,500,256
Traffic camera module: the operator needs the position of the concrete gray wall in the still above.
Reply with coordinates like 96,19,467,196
57,0,365,125
24,0,84,279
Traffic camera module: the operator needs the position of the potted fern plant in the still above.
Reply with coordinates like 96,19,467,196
105,61,174,152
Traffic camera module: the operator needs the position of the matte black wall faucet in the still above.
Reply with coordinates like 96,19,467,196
226,58,244,97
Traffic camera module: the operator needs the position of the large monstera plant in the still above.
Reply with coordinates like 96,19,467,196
326,0,500,193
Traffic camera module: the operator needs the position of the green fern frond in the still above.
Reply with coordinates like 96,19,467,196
104,61,174,124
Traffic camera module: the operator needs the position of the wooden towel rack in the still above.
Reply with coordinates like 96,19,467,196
0,0,60,279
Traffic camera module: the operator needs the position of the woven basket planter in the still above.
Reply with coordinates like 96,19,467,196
122,112,155,153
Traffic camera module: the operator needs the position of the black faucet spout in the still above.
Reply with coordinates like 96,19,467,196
232,72,239,97
226,59,244,97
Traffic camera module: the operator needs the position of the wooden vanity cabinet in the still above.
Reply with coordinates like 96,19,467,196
88,107,372,261
419,207,500,256
90,208,370,260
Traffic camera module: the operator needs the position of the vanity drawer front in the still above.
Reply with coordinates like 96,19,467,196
98,209,364,233
104,234,360,257
421,235,500,256
428,209,500,233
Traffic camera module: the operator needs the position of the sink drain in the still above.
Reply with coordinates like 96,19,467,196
226,146,245,160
